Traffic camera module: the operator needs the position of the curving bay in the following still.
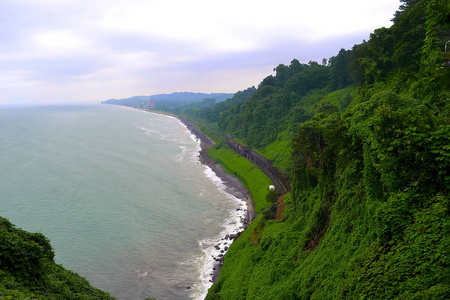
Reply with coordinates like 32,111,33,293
0,103,246,300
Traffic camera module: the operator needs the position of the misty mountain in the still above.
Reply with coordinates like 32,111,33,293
102,92,234,108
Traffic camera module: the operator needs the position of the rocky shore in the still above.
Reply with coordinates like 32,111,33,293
176,115,255,225
137,109,255,287
176,116,255,284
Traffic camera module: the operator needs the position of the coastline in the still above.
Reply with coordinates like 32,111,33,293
139,109,255,286
175,115,255,284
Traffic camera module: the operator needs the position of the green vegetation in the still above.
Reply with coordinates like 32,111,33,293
207,141,273,214
0,217,115,299
2,1,449,299
260,130,292,172
203,1,450,298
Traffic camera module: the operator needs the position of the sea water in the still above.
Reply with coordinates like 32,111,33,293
0,104,246,300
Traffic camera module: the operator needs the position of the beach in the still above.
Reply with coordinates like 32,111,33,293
175,115,255,285
135,108,256,290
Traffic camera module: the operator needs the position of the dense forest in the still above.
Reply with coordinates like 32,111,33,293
201,0,450,298
1,0,449,299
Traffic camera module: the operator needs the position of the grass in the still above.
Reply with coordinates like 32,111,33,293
207,141,273,214
261,130,292,173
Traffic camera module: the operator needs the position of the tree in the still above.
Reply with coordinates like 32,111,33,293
329,48,353,89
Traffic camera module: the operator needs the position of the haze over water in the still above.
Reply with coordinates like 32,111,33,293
0,104,244,300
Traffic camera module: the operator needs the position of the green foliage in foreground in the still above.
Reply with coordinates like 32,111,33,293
0,217,115,300
208,189,449,299
207,141,273,214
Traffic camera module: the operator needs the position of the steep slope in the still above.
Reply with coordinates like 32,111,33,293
206,1,450,298
0,217,115,299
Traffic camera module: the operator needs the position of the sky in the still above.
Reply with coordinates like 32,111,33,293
0,0,401,105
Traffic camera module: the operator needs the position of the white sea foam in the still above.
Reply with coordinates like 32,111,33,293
134,269,149,279
138,126,157,136
188,165,247,300
2,105,249,300
175,122,201,164
177,145,188,163
173,118,247,300
138,125,172,142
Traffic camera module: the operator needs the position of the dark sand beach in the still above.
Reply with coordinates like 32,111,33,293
144,110,255,284
175,116,256,284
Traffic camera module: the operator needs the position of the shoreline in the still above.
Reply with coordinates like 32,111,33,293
176,115,255,284
136,108,255,285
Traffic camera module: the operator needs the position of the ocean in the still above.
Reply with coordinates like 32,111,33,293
0,103,246,300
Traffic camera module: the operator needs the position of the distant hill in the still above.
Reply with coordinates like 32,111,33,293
101,92,234,109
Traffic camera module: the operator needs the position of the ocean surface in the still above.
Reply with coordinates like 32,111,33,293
0,104,246,300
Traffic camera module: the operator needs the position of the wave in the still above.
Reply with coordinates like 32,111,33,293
187,165,247,300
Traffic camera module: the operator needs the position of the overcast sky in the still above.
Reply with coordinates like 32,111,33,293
0,0,401,105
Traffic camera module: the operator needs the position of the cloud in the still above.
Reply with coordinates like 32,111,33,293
0,0,400,104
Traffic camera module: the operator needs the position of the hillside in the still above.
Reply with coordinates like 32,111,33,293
0,217,116,299
102,92,234,110
201,1,450,298
1,1,448,299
